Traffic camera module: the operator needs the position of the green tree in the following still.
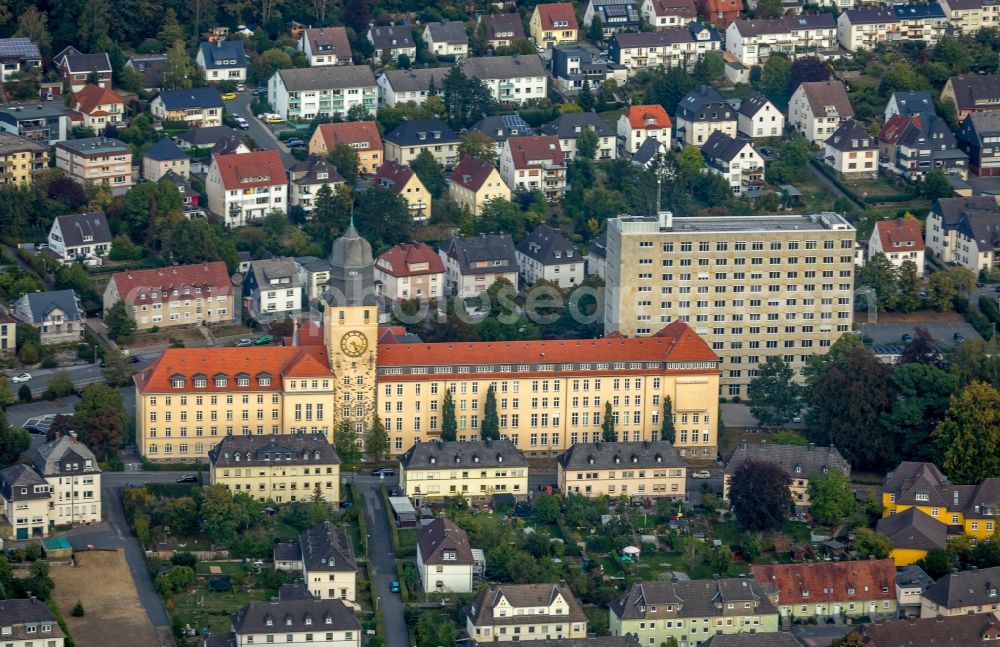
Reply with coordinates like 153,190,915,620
853,527,892,559
934,381,1000,483
576,128,599,161
675,146,705,180
644,66,693,114
833,632,866,647
808,470,856,527
257,48,293,81
602,401,616,441
354,186,411,248
755,0,785,17
728,459,793,531
105,301,137,342
77,0,110,51
587,16,604,42
458,131,499,163
45,370,75,399
328,143,360,184
0,414,29,465
442,64,497,129
858,253,899,312
771,430,809,445
410,149,448,199
441,390,457,441
577,81,595,112
759,53,792,106
161,40,194,90
73,383,127,461
883,362,957,462
71,601,85,617
333,420,361,464
661,395,675,442
532,493,560,523
15,7,51,55
481,385,500,440
158,8,185,45
748,356,800,427
895,259,922,313
122,181,183,249
916,547,953,580
365,415,389,462
18,383,31,403
54,263,97,307
923,170,954,200
166,496,199,535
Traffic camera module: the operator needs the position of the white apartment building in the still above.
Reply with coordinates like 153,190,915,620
205,150,288,226
725,14,838,67
837,8,899,51
31,434,102,527
737,93,785,139
459,55,548,105
789,80,854,144
269,66,378,121
608,23,721,72
938,0,1000,36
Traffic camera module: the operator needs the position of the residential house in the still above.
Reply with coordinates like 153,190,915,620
125,54,167,90
926,196,999,265
225,598,360,647
675,85,737,146
289,154,345,213
588,231,608,278
376,68,447,108
617,104,672,154
630,136,668,168
921,566,1000,617
55,137,133,195
0,598,66,646
373,160,431,221
400,440,528,502
850,613,1000,646
640,0,699,29
448,155,511,217
699,0,743,28
209,434,340,503
823,119,878,179
480,14,527,48
103,262,234,330
958,110,1000,177
723,441,850,509
439,234,520,298
737,93,784,139
938,0,1000,36
471,114,534,159
610,577,780,647
12,289,84,345
269,66,378,121
143,135,190,182
309,121,382,174
374,242,446,302
467,582,587,642
460,55,548,105
584,0,642,37
751,560,898,620
383,118,459,168
0,37,42,82
417,517,475,593
0,310,15,354
837,8,900,52
55,48,111,92
499,135,567,200
895,565,934,616
274,521,358,603
367,25,417,62
876,506,946,566
30,434,101,527
540,112,617,161
244,258,302,317
47,211,112,264
151,87,225,128
294,256,332,303
299,27,353,66
868,219,925,275
530,3,580,49
0,464,51,540
0,131,47,187
515,224,584,288
942,74,1000,121
206,150,288,226
893,4,948,47
551,43,628,94
196,39,248,82
725,14,838,67
174,126,244,152
789,80,853,144
69,84,125,130
422,21,469,58
608,24,722,72
700,131,764,195
879,113,967,180
558,440,686,498
0,102,71,146
885,90,936,121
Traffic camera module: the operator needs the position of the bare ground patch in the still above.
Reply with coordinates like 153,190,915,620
50,550,162,647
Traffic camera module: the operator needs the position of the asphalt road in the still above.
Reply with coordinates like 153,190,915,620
858,321,983,345
5,351,157,397
229,91,295,166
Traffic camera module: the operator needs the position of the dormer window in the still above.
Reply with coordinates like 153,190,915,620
915,493,930,502
215,376,228,388
237,376,250,387
171,376,185,388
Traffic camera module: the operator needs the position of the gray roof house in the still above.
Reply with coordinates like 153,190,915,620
196,40,249,81
47,211,112,263
416,517,477,593
301,521,358,600
558,440,686,471
0,463,52,539
223,598,358,645
458,55,548,105
876,506,947,555
125,54,167,90
922,566,1000,616
31,434,100,479
439,234,519,298
288,154,345,213
175,125,244,149
376,68,448,108
270,66,378,120
886,90,936,121
0,598,65,643
368,25,417,60
540,112,618,161
12,289,85,345
400,439,528,471
724,441,850,508
515,224,584,289
208,433,340,469
423,21,470,56
675,85,737,145
470,115,534,157
244,258,303,317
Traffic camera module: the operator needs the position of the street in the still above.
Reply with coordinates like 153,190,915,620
4,351,156,397
229,91,296,166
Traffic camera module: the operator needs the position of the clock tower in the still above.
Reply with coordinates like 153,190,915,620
325,220,379,436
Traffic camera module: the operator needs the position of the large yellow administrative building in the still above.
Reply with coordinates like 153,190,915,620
135,225,722,462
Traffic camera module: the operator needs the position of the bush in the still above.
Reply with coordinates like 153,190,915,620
18,383,31,402
71,601,85,617
171,552,198,568
980,296,1000,325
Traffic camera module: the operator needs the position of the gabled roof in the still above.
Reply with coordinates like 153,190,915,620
369,25,415,50
156,87,225,111
515,224,579,265
701,131,756,164
471,115,534,143
825,119,875,152
884,461,954,507
731,13,835,37
301,521,357,573
958,110,1000,143
289,154,344,186
752,560,896,605
558,440,686,470
874,219,924,253
701,635,800,647
301,27,352,59
0,599,64,642
540,112,615,139
842,7,898,25
931,196,999,227
460,54,546,80
373,159,420,195
144,135,188,162
127,54,166,88
676,85,733,122
893,3,946,19
401,439,527,470
250,258,299,285
738,93,776,118
417,517,475,565
159,170,195,196
0,463,49,501
611,577,776,621
424,21,469,45
879,114,921,145
52,211,112,247
505,135,564,169
110,262,232,305
705,0,743,15
177,125,243,147
212,150,287,190
646,0,698,18
384,118,459,147
380,68,447,93
59,51,111,73
613,23,718,47
481,14,526,40
232,599,359,635
467,582,587,626
72,84,124,115
208,433,339,468
276,65,377,92
876,506,947,552
198,40,248,69
441,233,518,275
946,74,1000,113
31,434,99,476
375,242,445,278
956,209,1000,252
632,136,667,166
797,80,853,119
856,613,1000,646
449,155,500,193
314,120,382,151
622,104,672,130
889,90,935,117
724,442,850,479
535,3,580,30
922,566,1000,609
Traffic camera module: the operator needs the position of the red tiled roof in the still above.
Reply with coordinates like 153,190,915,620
72,84,124,115
752,559,897,606
213,149,287,191
705,0,743,13
449,155,498,192
134,346,331,393
302,27,352,59
876,219,924,252
623,105,672,130
878,114,921,145
506,135,564,169
110,262,232,305
373,159,418,195
536,3,579,30
315,121,383,151
648,0,698,17
375,242,445,278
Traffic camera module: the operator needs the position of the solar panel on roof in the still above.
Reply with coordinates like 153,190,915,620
0,38,41,58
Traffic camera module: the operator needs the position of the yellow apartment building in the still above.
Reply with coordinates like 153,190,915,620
103,262,235,331
0,131,47,187
399,439,528,505
467,582,588,643
208,433,340,504
530,4,580,49
448,155,511,217
557,440,687,499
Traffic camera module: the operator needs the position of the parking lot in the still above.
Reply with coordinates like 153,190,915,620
858,321,984,345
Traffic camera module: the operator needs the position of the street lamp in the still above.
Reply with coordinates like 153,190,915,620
93,345,98,364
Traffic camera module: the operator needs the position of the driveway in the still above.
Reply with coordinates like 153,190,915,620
356,475,409,647
229,91,296,166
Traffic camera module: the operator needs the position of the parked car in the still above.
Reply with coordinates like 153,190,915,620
221,92,237,101
131,355,141,364
237,338,252,347
285,138,305,148
691,470,712,479
371,468,395,477
176,474,198,483
11,372,31,383
253,335,273,345
235,82,245,91
235,118,249,130
901,333,913,342
389,581,400,593
37,242,48,249
954,332,966,344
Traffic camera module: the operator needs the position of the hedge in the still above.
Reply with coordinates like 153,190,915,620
379,484,402,554
862,193,918,203
394,558,410,603
979,295,1000,326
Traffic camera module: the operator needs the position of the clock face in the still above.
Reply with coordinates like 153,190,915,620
340,330,369,357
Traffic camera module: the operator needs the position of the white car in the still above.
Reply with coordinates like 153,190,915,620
691,470,712,479
11,372,32,383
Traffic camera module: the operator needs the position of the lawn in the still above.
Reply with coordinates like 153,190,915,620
171,579,268,635
598,108,623,131
845,177,907,197
398,528,417,558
